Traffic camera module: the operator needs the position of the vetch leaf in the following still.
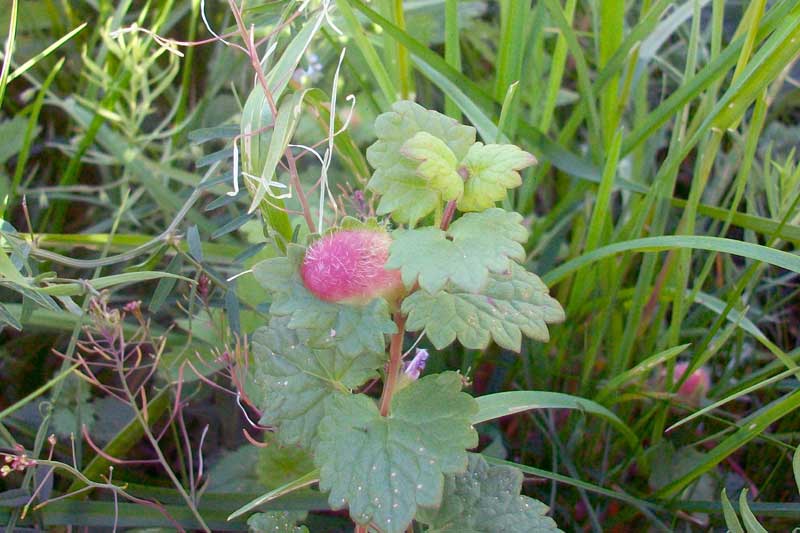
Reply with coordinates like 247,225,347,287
367,100,476,225
252,245,396,356
458,143,536,212
251,318,384,447
315,372,479,533
403,263,564,351
401,131,463,202
416,454,561,532
388,208,528,293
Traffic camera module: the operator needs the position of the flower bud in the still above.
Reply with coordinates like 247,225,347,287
300,229,404,304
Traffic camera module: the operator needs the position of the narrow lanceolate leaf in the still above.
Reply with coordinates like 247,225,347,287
401,131,463,201
458,143,536,212
367,100,476,225
252,245,397,357
315,373,478,533
388,208,528,293
416,454,561,532
403,264,564,351
251,318,384,448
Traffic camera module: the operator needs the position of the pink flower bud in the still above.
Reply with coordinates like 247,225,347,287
300,229,404,304
673,362,711,405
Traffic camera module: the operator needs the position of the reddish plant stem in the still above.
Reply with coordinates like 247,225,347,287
286,149,317,233
355,525,368,533
227,0,317,234
440,200,457,230
379,313,407,417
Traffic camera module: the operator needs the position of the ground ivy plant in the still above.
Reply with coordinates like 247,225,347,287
240,101,566,532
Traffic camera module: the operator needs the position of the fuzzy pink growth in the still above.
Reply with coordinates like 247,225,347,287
300,230,403,304
673,362,711,402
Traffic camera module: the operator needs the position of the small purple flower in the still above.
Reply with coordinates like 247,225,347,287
403,349,429,380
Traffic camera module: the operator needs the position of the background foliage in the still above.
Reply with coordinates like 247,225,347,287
1,0,799,530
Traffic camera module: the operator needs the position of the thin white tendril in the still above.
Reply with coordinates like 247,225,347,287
200,0,234,48
227,269,253,283
108,24,184,57
317,47,355,233
321,0,344,36
197,424,210,483
243,171,293,199
236,392,268,429
228,138,240,196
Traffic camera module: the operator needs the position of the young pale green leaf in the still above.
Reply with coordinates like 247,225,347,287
401,131,463,201
252,245,396,357
388,208,528,293
403,264,564,351
251,318,384,447
367,100,476,225
315,372,479,533
458,143,536,212
416,454,561,532
247,511,309,533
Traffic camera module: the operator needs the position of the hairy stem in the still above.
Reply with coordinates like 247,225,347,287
379,313,407,417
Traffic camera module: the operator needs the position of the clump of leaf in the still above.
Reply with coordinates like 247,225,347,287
367,100,537,225
245,100,564,533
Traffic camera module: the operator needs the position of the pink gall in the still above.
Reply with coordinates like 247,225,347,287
300,229,404,305
673,362,711,405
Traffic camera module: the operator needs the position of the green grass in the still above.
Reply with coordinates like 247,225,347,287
1,0,800,530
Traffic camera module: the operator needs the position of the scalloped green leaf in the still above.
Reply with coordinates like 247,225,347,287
458,143,537,212
402,264,565,351
251,318,384,447
252,244,397,356
416,454,561,532
387,208,528,293
401,131,463,201
247,511,309,533
315,372,479,533
367,100,476,225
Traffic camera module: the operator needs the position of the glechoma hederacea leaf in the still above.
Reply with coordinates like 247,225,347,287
416,454,561,532
252,244,397,357
366,100,475,225
402,263,565,351
457,143,537,212
251,317,384,447
401,131,464,201
315,372,478,533
387,208,528,293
